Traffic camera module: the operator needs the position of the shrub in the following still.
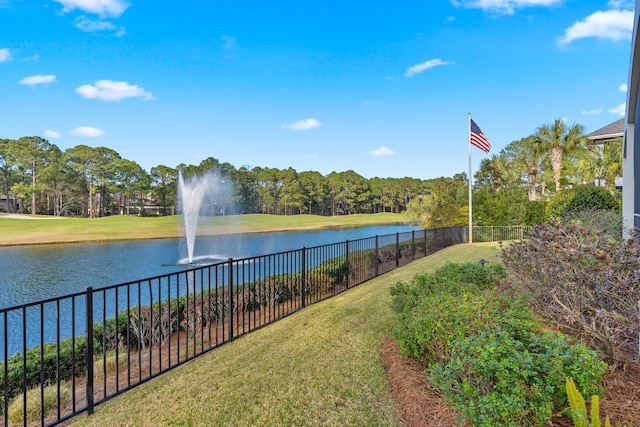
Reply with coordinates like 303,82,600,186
93,312,131,353
7,382,71,425
502,222,640,366
326,260,350,286
524,201,545,225
546,187,577,220
566,186,619,212
546,186,619,221
390,262,608,426
431,329,605,426
0,336,85,413
391,263,509,364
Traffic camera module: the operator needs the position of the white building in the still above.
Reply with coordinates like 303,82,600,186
624,1,640,232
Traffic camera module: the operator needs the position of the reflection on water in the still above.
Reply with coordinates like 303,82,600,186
0,224,419,309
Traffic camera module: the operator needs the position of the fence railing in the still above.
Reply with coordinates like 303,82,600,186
467,226,532,243
0,226,465,426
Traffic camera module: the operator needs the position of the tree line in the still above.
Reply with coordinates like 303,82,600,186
0,138,438,217
0,117,622,223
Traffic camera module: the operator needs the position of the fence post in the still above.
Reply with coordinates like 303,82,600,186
375,235,379,277
395,233,400,268
345,240,350,289
227,258,234,341
301,247,306,308
423,229,427,256
85,287,94,416
411,230,415,261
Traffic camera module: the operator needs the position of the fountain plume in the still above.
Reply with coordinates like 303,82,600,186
177,170,230,264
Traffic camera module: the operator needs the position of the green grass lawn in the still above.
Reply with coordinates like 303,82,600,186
0,213,409,246
70,242,501,427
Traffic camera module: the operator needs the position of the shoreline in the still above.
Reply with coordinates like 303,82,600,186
0,213,416,247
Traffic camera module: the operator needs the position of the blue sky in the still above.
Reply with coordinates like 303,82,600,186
0,0,634,180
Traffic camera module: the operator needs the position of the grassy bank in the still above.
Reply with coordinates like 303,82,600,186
0,213,409,246
71,242,501,427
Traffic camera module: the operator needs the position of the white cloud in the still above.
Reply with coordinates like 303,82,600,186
53,0,129,18
18,74,57,86
363,100,383,105
608,0,634,9
609,102,626,116
582,108,603,115
23,54,40,62
0,48,12,62
619,83,628,92
283,118,321,131
74,17,125,35
76,80,155,101
405,59,450,77
369,146,395,157
450,0,561,15
220,35,237,50
70,126,105,137
559,9,634,45
43,130,62,139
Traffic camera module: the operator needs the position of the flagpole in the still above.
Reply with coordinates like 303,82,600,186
468,112,473,244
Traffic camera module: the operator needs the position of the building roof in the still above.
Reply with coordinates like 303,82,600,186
586,118,624,143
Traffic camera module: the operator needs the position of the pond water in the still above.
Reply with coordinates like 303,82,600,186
0,224,420,310
0,224,421,359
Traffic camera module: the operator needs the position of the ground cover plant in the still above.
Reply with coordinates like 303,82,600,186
390,263,607,426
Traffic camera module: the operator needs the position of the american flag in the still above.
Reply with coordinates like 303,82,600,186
470,119,491,153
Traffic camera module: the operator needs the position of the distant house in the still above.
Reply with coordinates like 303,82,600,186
623,0,640,231
586,118,624,188
0,195,18,213
587,118,624,145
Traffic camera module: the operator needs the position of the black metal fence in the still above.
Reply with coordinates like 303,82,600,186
0,226,465,426
467,226,532,243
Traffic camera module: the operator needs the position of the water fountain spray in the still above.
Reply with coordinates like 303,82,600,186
177,170,218,264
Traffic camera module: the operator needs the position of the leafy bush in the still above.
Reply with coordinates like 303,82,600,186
390,263,607,426
546,187,578,220
391,263,509,363
566,186,619,212
93,312,132,353
524,201,545,225
431,329,605,426
0,336,86,413
502,221,640,366
546,186,619,221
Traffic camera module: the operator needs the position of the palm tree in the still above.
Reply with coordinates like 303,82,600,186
535,118,586,193
572,139,622,190
573,144,606,186
504,136,545,201
603,138,623,190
